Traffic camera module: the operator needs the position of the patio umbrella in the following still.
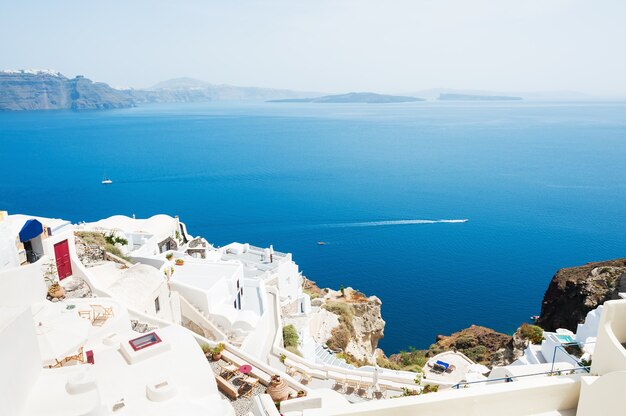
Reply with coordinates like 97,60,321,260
372,365,380,391
467,363,490,374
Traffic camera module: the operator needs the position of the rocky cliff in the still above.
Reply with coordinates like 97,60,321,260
0,70,134,111
536,258,626,332
305,279,385,364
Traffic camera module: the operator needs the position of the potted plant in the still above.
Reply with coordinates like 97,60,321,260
200,343,212,359
297,390,307,398
165,252,174,261
43,260,65,299
211,343,225,361
175,258,185,266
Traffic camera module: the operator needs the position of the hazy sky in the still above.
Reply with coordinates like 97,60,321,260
1,0,625,95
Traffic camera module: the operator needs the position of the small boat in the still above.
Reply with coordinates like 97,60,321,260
101,176,113,185
317,241,326,245
530,315,539,321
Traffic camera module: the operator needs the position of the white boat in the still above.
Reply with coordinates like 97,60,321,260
101,176,113,185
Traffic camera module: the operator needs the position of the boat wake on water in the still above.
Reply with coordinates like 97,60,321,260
321,219,469,228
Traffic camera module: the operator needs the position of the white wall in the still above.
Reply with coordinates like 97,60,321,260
575,305,603,344
241,284,276,361
590,299,626,376
0,308,42,416
276,261,302,302
303,376,580,416
0,260,47,306
577,371,626,416
0,220,20,271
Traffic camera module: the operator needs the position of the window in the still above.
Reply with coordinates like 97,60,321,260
236,279,240,289
129,332,162,351
154,296,160,313
233,299,237,308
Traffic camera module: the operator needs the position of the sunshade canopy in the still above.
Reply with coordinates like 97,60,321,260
19,219,43,242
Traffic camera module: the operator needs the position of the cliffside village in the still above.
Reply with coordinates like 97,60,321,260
1,210,625,416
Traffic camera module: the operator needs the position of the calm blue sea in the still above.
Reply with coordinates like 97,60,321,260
2,101,626,352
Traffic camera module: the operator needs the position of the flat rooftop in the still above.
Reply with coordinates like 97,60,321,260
171,260,241,291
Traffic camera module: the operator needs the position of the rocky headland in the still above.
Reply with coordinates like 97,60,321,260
0,71,317,111
0,70,135,111
304,278,385,365
536,258,626,332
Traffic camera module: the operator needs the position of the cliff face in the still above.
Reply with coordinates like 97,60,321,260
344,295,385,361
536,259,626,332
0,70,134,111
305,279,385,364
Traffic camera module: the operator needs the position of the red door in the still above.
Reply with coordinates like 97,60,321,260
54,240,72,280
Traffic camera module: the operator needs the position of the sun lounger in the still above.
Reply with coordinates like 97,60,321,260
435,360,450,371
215,374,239,400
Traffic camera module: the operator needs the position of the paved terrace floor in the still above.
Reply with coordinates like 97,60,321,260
424,352,473,384
209,359,267,416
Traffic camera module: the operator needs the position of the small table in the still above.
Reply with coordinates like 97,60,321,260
239,364,253,375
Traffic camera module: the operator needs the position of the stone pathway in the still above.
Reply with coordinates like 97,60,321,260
48,277,93,302
130,319,158,334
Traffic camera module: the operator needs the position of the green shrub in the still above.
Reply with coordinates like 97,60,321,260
283,325,299,348
376,356,401,370
454,335,477,350
421,384,439,394
519,323,544,344
104,232,128,246
463,345,488,362
327,326,351,351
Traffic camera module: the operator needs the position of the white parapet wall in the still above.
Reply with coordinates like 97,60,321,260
590,299,626,376
302,375,581,416
576,371,626,416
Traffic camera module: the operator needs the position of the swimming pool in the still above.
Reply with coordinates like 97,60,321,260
556,334,576,344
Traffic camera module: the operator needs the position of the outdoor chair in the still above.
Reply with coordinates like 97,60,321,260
357,384,368,397
91,304,114,326
286,366,297,377
332,378,345,392
299,371,312,385
219,362,239,380
78,309,92,320
373,388,386,400
63,346,85,365
48,358,64,369
446,364,457,373
345,379,359,395
239,376,259,398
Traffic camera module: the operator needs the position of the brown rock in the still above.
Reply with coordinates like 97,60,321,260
536,259,626,332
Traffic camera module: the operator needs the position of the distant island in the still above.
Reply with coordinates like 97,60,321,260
268,92,425,104
438,93,522,101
